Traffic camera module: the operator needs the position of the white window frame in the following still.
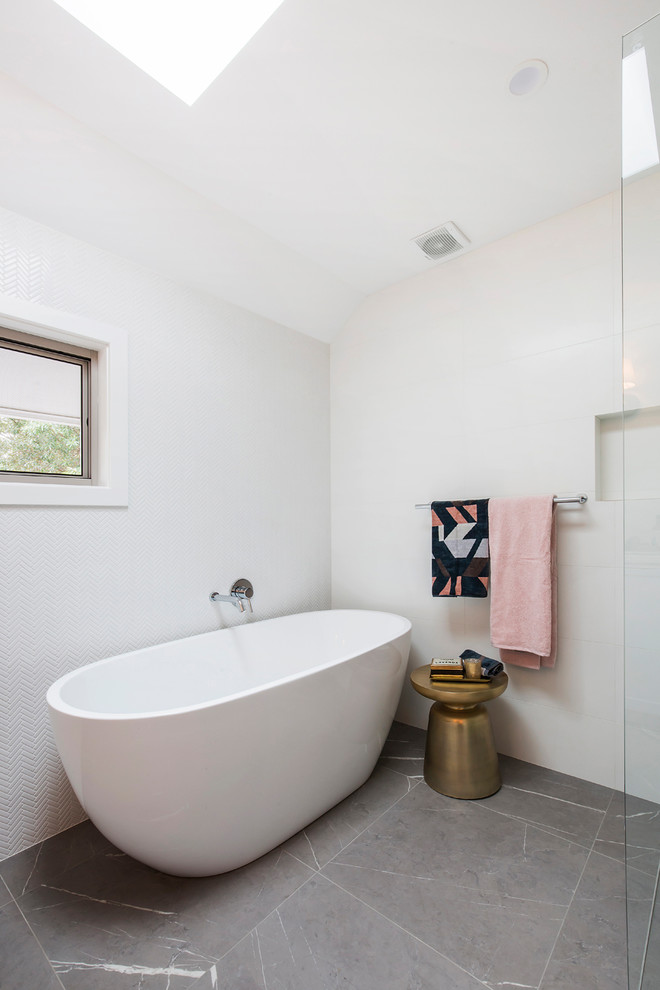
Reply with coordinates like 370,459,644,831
0,293,128,506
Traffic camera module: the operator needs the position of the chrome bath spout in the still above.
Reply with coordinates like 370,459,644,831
210,579,254,613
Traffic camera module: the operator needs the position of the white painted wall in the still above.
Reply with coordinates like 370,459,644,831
0,206,331,859
331,193,625,789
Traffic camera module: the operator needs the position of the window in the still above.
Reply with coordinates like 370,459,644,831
0,296,128,507
0,331,92,483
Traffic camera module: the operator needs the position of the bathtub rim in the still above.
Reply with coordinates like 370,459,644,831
46,608,412,722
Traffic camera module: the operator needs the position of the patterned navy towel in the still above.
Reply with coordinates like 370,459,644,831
431,499,490,597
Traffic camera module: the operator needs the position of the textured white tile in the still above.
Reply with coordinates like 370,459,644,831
0,206,331,858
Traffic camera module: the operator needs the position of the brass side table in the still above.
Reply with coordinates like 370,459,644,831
410,665,508,800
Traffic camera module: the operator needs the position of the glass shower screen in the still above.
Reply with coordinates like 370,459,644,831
622,13,660,989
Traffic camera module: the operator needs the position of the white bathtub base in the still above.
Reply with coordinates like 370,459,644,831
47,610,411,876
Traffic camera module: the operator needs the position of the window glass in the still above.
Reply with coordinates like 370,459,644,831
0,339,88,478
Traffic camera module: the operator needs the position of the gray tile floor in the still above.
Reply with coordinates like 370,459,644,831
1,722,659,990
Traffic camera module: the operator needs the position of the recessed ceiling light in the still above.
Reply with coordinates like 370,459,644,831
52,0,285,105
622,46,659,179
508,59,549,97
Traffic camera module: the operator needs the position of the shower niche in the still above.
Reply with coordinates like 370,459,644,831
596,406,660,501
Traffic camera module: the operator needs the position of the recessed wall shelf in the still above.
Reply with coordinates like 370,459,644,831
596,405,660,500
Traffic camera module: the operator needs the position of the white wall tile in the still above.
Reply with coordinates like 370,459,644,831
556,498,620,568
503,638,620,722
462,416,597,499
464,336,617,434
332,191,623,787
556,565,618,645
623,171,660,333
623,323,660,409
463,261,618,368
489,700,621,790
625,559,660,652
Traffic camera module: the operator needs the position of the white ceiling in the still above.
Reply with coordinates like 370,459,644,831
0,0,657,340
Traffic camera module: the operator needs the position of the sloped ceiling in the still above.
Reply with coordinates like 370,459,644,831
0,0,657,339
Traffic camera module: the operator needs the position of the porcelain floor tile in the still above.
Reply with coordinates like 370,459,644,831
593,791,626,863
539,851,631,990
380,720,427,757
0,876,13,908
377,720,426,776
476,780,606,850
211,874,486,990
324,860,566,988
596,791,660,876
17,845,314,989
497,754,613,811
641,888,660,990
0,820,117,900
339,782,591,905
321,784,591,987
627,866,658,990
0,899,64,990
283,764,417,870
625,792,660,878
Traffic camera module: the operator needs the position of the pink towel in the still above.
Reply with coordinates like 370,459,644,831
489,495,557,669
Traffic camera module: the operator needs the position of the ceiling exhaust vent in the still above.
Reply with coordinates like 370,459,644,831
413,221,470,261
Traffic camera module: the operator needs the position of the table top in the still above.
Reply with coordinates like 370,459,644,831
410,664,508,706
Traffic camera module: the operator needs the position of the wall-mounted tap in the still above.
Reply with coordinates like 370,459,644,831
209,579,254,614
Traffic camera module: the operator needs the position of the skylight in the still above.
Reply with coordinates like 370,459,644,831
53,0,285,105
622,46,660,179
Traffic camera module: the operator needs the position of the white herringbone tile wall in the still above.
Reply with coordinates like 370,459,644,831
0,206,331,859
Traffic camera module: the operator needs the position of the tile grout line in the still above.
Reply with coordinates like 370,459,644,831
287,771,424,876
378,756,425,779
534,788,615,989
318,859,572,908
297,762,617,989
208,771,426,979
501,784,609,814
18,840,44,897
1,829,110,902
320,871,493,989
625,792,660,990
1,875,67,990
473,792,608,854
0,815,90,879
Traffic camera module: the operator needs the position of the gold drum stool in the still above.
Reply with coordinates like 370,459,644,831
410,665,508,800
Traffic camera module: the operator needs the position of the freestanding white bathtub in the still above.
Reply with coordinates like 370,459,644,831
47,609,411,877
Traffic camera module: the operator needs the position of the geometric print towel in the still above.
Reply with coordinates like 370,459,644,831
431,499,490,597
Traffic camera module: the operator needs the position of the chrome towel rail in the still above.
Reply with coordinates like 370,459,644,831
414,493,588,509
